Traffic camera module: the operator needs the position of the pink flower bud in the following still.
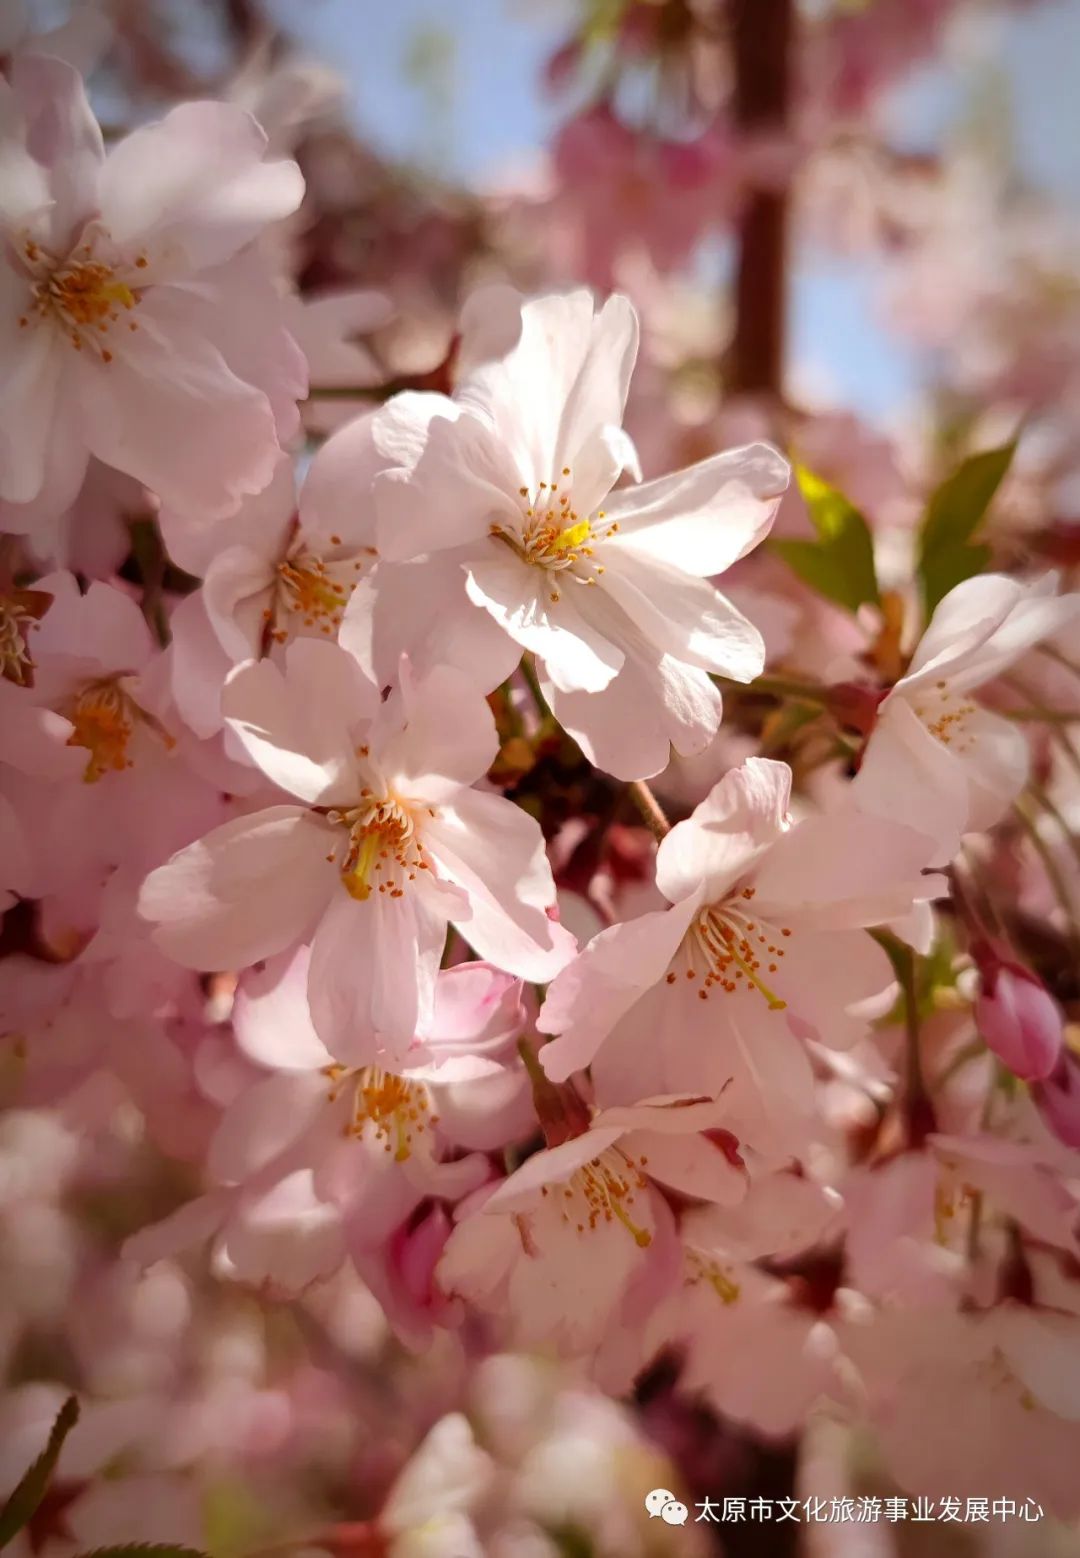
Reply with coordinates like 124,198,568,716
1033,1052,1080,1150
544,40,582,93
396,1204,451,1310
826,680,888,738
974,959,1063,1081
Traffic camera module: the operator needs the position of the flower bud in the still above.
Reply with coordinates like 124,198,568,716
1033,1052,1080,1150
543,40,582,93
825,680,888,738
974,957,1063,1081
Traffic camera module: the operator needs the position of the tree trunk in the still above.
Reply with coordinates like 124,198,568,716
728,0,794,397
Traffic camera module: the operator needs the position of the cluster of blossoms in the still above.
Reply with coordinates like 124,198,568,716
4,6,1080,1554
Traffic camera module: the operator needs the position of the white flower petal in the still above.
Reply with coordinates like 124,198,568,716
222,644,374,805
140,805,334,970
465,553,623,694
604,442,788,577
425,789,574,982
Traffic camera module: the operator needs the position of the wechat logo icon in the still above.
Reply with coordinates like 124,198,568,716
645,1488,689,1525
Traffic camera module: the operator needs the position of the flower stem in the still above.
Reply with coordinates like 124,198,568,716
306,384,385,401
720,672,829,704
627,779,671,841
872,930,935,1143
518,654,549,721
1012,797,1080,957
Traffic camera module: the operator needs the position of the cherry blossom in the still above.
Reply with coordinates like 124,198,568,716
140,640,573,1060
2,4,1080,1539
0,55,305,521
439,1094,747,1357
124,959,527,1306
539,757,943,1157
348,286,789,778
163,455,378,737
853,572,1080,861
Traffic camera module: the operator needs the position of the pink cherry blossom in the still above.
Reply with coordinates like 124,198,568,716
853,572,1080,861
140,640,573,1060
0,55,306,521
439,1094,747,1358
125,960,525,1307
845,1304,1080,1512
539,757,943,1158
547,107,738,290
592,1169,844,1411
163,455,378,738
345,286,789,779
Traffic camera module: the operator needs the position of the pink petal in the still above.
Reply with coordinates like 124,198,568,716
425,788,575,982
98,101,303,271
656,755,791,905
72,302,282,521
379,663,499,804
538,894,701,1083
221,647,369,805
233,946,332,1071
208,1070,327,1183
139,805,334,970
464,552,623,694
604,442,789,577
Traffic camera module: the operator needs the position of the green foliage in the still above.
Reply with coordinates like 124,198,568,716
917,441,1017,619
0,1395,79,1549
772,466,881,614
0,1399,208,1558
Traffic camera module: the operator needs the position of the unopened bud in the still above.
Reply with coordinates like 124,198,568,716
1033,1052,1080,1151
826,680,887,738
973,953,1063,1082
544,40,582,93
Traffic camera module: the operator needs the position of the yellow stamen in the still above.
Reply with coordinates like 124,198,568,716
325,1064,432,1161
64,678,174,783
342,829,382,900
551,518,591,552
559,1149,653,1245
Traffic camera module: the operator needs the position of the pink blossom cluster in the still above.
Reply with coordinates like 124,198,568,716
4,24,1080,1554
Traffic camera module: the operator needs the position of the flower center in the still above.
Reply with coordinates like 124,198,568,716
489,466,620,605
542,1145,653,1245
19,238,144,362
264,534,376,647
911,679,978,751
0,594,41,686
329,792,430,901
686,1249,741,1304
64,678,174,783
932,1173,977,1245
324,1064,436,1161
667,887,790,1008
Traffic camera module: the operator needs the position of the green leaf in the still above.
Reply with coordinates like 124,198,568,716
917,441,1017,618
772,466,881,614
0,1395,80,1549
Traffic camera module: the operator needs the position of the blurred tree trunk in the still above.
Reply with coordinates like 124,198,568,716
729,0,794,397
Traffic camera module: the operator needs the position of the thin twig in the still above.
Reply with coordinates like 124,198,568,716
627,780,671,841
1012,797,1080,957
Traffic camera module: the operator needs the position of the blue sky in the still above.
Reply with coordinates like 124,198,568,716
267,0,1080,424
